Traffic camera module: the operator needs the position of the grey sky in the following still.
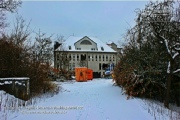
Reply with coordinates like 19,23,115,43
7,1,149,45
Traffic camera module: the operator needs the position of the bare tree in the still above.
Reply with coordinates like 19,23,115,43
0,9,7,32
9,16,31,47
58,51,70,70
54,35,70,70
0,0,21,33
78,60,87,67
33,29,53,66
0,0,21,12
53,35,73,81
0,15,31,77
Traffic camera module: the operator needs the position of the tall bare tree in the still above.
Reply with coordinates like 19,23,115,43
0,0,21,33
8,16,31,47
33,29,53,66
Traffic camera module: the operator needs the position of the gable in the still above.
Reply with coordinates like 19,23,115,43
74,36,97,46
74,36,97,50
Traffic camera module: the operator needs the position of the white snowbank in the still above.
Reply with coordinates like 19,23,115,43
1,79,179,120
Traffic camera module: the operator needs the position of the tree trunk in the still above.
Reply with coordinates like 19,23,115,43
164,73,172,108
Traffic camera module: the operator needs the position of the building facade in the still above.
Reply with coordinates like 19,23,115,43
54,36,117,77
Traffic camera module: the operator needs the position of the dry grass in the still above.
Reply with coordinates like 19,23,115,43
139,98,180,120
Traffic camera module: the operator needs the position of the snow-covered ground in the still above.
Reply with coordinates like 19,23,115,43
0,78,179,120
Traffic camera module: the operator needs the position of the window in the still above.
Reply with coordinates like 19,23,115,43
80,40,92,45
57,55,59,61
91,48,95,50
69,54,71,61
106,55,108,61
92,55,94,61
99,63,101,70
69,46,71,50
88,55,90,61
72,63,75,70
73,54,75,61
99,55,101,61
77,48,81,50
102,63,108,70
113,55,115,61
95,55,97,61
81,54,86,60
77,54,79,61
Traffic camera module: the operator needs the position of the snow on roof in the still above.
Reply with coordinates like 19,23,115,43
56,36,116,53
106,41,114,44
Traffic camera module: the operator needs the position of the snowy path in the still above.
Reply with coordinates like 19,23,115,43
9,79,153,120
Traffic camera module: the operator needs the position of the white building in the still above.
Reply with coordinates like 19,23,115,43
54,36,117,78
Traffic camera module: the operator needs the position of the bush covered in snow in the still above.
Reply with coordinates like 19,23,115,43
114,0,180,108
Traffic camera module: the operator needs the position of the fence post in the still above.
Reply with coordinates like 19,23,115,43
26,79,30,96
12,81,15,92
12,81,15,94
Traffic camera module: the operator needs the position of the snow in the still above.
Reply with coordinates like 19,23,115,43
1,79,179,120
173,69,180,74
0,81,26,86
160,36,180,74
173,52,179,59
175,48,180,51
0,77,29,81
173,43,180,51
90,36,116,52
172,53,180,74
167,61,171,74
162,36,172,57
4,81,12,84
106,41,113,44
56,36,116,53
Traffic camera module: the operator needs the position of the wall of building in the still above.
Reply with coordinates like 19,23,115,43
54,51,117,77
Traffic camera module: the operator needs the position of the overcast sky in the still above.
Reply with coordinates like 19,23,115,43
7,1,150,46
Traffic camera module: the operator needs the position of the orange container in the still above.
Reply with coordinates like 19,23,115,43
87,69,93,80
75,67,88,82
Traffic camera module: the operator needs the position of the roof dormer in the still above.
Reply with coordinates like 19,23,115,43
101,47,104,51
69,46,71,50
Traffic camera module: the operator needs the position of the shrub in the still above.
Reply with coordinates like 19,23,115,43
0,35,57,98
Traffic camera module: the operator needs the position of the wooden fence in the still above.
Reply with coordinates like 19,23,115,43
0,77,30,100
